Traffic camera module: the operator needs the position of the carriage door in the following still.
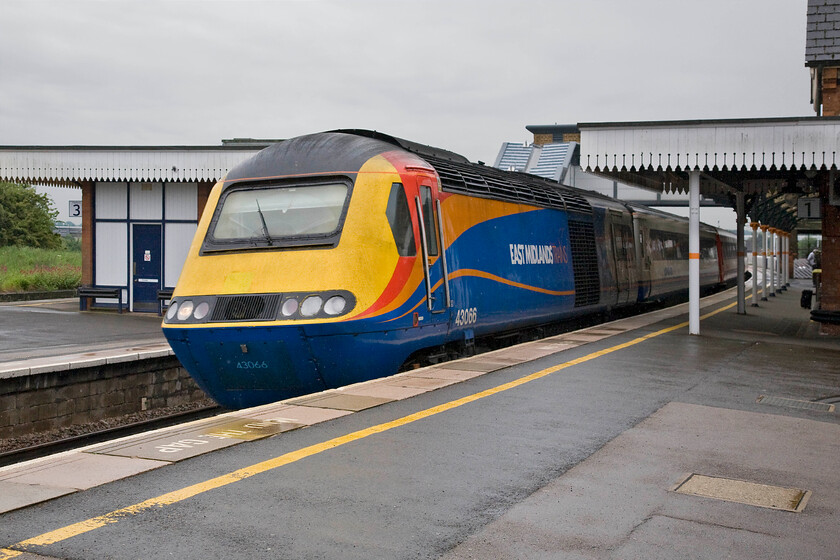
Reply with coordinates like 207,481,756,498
132,224,162,312
633,219,652,301
415,184,450,315
611,221,631,306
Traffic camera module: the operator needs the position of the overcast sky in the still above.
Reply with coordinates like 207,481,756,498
0,0,813,226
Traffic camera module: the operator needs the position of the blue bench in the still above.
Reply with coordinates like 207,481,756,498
77,286,124,314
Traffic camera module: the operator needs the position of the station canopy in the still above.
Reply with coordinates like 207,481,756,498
0,140,276,187
578,117,840,231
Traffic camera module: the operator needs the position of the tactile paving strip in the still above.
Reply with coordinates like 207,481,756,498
0,453,167,492
0,481,75,514
283,392,393,411
433,360,504,372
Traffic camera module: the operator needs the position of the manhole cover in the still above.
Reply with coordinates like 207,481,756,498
672,473,811,513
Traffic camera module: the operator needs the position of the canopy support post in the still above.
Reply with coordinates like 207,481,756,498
689,170,701,335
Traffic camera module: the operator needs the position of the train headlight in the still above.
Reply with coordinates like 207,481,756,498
163,297,217,324
177,300,194,321
324,295,346,315
281,298,299,317
193,301,211,321
300,296,323,317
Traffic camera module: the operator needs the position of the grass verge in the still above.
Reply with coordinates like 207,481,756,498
0,245,82,293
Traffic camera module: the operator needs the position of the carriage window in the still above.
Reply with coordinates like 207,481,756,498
419,186,439,256
701,238,717,260
208,182,348,249
386,183,416,257
612,224,633,262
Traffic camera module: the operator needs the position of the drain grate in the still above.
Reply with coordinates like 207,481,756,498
672,473,811,513
756,395,835,413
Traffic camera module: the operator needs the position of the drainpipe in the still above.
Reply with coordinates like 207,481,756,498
760,224,770,301
750,222,760,306
736,192,746,314
770,228,778,297
783,232,790,289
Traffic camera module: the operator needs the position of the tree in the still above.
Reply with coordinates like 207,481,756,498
0,182,61,249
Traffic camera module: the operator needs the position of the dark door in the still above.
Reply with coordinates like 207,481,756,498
634,220,652,301
612,223,631,305
132,224,162,312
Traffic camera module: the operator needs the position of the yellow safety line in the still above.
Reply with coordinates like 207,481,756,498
0,299,739,558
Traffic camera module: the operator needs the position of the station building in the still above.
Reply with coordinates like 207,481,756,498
0,141,272,311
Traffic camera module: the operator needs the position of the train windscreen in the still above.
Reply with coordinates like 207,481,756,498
205,182,349,250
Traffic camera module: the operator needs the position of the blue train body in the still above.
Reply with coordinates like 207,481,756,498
163,131,736,409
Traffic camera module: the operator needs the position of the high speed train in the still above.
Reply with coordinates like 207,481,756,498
162,130,737,409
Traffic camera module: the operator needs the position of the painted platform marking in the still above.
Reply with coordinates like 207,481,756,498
89,417,305,462
0,301,738,559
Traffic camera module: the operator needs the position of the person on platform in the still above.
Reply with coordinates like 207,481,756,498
807,249,820,270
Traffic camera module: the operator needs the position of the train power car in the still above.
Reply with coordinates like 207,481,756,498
162,130,737,409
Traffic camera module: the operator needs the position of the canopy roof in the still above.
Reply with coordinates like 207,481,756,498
0,143,273,186
578,116,840,230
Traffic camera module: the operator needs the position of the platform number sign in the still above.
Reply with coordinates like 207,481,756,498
797,198,820,219
69,200,82,218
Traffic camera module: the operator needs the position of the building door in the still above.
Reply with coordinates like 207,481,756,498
132,224,162,312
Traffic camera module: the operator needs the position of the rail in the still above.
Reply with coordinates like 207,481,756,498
0,404,223,468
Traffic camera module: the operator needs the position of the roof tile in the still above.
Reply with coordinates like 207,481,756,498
806,0,840,63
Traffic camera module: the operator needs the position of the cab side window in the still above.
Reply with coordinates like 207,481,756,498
419,186,439,257
386,183,416,257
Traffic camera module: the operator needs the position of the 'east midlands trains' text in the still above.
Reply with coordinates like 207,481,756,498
509,244,569,265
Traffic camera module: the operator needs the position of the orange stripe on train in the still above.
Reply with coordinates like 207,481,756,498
352,257,424,319
449,269,575,297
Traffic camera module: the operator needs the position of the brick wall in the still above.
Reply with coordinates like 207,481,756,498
822,66,840,116
0,357,207,439
819,171,840,334
81,181,94,286
532,133,553,146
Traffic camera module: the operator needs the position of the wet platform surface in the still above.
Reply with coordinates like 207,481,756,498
0,298,168,378
1,282,838,559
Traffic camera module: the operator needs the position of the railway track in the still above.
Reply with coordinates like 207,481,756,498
0,404,224,468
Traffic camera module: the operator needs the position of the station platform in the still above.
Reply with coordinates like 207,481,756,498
0,282,838,559
0,298,168,374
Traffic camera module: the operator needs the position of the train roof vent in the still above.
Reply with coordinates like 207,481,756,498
426,155,591,214
558,189,592,214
